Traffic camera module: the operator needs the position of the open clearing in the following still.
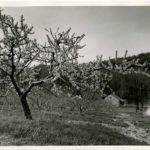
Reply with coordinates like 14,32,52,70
0,104,149,145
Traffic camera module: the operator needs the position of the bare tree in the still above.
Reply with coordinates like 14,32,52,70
0,10,85,119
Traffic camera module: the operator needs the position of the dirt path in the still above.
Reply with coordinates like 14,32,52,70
66,113,150,145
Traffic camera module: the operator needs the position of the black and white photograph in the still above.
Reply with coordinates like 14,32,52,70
0,1,150,147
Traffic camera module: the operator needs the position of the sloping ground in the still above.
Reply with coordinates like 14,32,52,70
66,113,150,144
0,112,146,145
0,100,149,145
103,113,149,144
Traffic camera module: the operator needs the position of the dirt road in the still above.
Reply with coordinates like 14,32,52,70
66,113,150,144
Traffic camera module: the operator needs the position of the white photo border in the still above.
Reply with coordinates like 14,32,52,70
0,0,150,149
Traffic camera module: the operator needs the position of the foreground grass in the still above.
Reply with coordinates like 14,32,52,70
0,111,147,145
0,94,148,145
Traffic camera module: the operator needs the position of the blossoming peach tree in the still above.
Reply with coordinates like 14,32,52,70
0,10,85,119
0,10,148,119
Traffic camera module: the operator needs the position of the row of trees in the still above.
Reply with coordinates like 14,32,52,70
0,10,149,119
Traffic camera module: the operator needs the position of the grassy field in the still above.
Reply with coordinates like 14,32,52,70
0,109,147,145
0,92,149,145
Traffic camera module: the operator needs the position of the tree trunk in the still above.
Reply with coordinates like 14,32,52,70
140,100,144,111
20,95,32,120
136,99,140,113
139,90,144,111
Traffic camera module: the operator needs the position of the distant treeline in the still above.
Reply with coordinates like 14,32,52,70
106,52,150,73
109,52,150,105
110,72,150,105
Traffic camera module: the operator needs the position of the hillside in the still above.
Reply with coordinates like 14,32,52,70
103,52,150,72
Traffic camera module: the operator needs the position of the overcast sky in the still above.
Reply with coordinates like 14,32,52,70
2,6,150,63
